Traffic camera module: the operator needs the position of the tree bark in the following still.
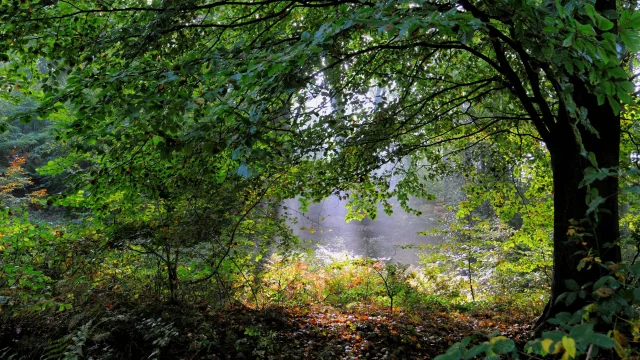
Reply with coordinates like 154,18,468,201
540,77,621,323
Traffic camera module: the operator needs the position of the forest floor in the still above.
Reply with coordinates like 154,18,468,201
1,299,536,360
194,304,534,360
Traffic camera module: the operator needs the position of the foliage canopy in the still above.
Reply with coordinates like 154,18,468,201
2,0,640,357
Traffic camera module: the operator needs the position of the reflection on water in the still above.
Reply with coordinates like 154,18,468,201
282,195,445,265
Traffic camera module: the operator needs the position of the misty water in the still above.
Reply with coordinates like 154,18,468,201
282,195,447,265
278,88,454,264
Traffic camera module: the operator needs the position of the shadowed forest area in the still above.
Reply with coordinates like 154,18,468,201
2,0,640,359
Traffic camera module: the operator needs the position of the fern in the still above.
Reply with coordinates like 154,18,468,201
43,319,104,360
44,336,72,360
64,320,92,360
68,312,87,330
0,346,17,360
90,331,111,342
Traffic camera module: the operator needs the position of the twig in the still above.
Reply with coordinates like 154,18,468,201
585,344,594,360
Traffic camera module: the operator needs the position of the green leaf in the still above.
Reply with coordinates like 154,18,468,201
608,67,628,80
542,331,565,342
620,10,640,30
597,17,615,31
596,46,609,65
584,4,597,22
593,276,617,290
556,312,572,324
619,81,635,93
461,28,475,44
565,279,580,291
587,196,605,214
435,354,461,360
618,88,633,104
237,164,252,178
555,292,568,304
603,81,616,95
563,32,576,47
492,338,515,354
464,343,489,359
607,96,621,115
577,24,596,36
570,323,594,341
586,334,617,349
620,28,640,52
602,32,616,43
587,152,598,167
584,4,614,31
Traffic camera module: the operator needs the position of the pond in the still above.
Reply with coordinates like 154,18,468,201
281,195,446,265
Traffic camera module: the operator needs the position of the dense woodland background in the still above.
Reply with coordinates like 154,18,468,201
2,0,640,359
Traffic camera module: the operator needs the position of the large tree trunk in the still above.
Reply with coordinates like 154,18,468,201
541,77,621,323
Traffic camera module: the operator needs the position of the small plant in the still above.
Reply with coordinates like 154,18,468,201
137,318,179,359
44,319,111,360
240,325,278,358
371,261,405,313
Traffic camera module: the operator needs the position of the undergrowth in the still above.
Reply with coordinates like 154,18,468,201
0,253,543,360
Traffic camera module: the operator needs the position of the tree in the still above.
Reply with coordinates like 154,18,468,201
2,0,639,321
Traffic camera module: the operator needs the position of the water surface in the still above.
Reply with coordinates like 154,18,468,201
282,196,446,265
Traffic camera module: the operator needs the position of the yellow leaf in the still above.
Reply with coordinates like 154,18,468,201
613,329,628,348
567,228,576,236
309,227,316,234
541,339,554,355
595,287,615,297
562,336,576,359
490,336,508,344
611,330,629,359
